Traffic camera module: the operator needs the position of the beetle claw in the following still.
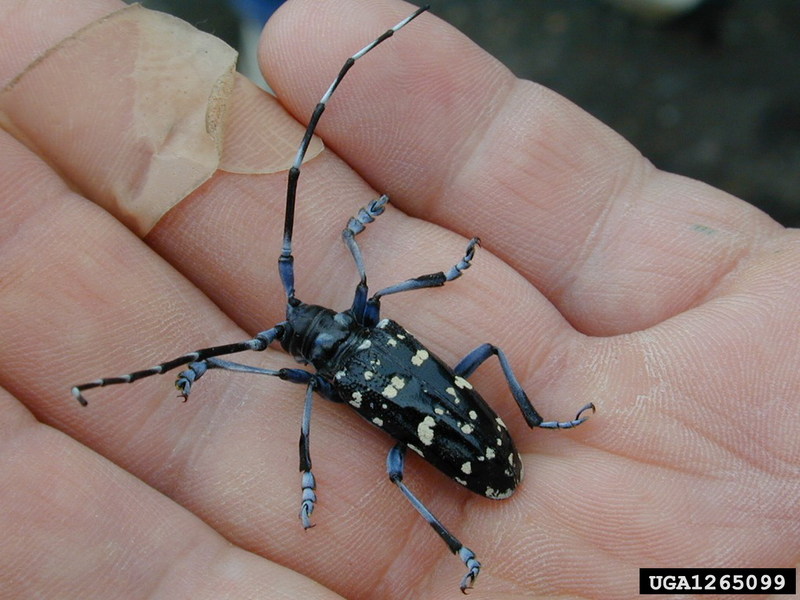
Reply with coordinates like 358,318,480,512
458,547,481,593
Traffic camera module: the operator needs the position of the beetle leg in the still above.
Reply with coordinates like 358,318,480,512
361,237,480,326
299,378,318,528
143,357,329,528
387,443,481,593
288,375,343,527
172,362,329,528
173,359,319,399
370,237,479,301
344,195,390,323
173,357,281,399
453,344,595,429
343,194,389,284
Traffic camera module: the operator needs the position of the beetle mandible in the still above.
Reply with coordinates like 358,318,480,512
71,5,595,592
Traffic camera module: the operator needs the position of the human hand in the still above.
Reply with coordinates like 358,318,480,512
1,0,798,598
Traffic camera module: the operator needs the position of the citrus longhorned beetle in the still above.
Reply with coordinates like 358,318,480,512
71,5,594,592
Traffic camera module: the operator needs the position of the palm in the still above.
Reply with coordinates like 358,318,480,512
1,0,797,598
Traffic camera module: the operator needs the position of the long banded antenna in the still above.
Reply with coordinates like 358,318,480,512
278,5,430,300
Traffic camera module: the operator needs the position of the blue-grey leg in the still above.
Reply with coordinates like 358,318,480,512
72,325,286,406
387,443,481,593
344,195,390,322
361,237,481,326
342,196,479,326
454,344,594,428
174,358,319,398
299,378,317,528
344,194,390,284
370,237,480,301
170,357,326,528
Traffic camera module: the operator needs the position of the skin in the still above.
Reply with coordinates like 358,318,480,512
0,0,798,598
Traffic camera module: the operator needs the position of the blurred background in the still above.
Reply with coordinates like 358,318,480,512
128,0,800,227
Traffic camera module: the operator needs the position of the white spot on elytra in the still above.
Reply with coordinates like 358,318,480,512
363,370,374,381
408,443,424,457
485,487,514,500
468,410,478,420
357,339,372,351
461,461,472,475
376,319,389,329
335,370,346,380
445,387,461,404
454,376,472,389
495,416,508,431
411,349,429,366
460,423,474,434
417,416,436,446
455,477,467,486
381,376,406,400
387,338,397,347
434,407,445,415
349,391,362,408
372,417,384,427
485,448,496,460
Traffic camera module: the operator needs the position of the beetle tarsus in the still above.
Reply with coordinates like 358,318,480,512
458,546,481,593
299,471,317,529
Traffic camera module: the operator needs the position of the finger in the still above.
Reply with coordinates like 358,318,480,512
0,390,340,599
262,0,785,335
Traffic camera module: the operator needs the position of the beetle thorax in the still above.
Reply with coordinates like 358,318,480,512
281,301,360,368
